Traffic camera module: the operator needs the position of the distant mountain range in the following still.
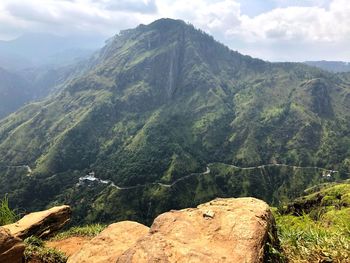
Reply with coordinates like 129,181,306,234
304,61,350,73
0,60,90,119
0,67,30,119
0,33,104,118
0,19,349,225
0,33,104,70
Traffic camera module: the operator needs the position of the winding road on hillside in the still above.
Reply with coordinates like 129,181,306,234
105,166,211,190
214,163,339,173
78,163,348,191
1,162,348,191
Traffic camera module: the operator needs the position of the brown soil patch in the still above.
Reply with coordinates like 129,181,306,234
46,236,92,257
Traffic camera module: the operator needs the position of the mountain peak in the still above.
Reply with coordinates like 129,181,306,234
147,18,187,29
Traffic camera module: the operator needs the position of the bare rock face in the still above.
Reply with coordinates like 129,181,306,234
68,221,149,263
47,236,92,257
0,227,25,263
3,205,71,239
117,198,279,263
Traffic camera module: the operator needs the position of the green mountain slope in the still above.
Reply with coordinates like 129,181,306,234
0,19,349,224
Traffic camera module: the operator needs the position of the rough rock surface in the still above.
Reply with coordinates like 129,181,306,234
47,236,92,257
0,227,25,263
3,205,71,239
67,221,149,263
117,197,279,263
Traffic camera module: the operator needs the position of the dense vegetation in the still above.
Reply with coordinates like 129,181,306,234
0,19,349,224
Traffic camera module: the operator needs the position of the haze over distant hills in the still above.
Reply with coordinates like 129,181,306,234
0,33,104,119
0,19,349,225
0,67,30,119
304,61,350,73
0,33,104,70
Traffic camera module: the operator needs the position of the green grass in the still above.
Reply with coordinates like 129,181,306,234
274,182,350,262
51,224,106,240
275,212,350,262
24,236,67,263
0,195,18,225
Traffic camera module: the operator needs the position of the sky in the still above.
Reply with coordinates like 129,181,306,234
0,0,349,62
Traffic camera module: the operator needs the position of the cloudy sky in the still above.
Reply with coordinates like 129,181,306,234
0,0,349,61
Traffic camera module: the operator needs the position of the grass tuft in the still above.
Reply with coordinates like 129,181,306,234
0,195,18,225
51,224,106,240
24,236,67,263
274,211,350,262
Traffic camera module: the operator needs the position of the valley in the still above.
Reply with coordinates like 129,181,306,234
0,18,349,227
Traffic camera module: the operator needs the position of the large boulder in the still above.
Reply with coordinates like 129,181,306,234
68,221,149,263
117,198,279,263
3,205,71,239
0,227,25,263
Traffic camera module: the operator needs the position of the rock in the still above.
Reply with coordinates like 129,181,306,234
203,210,215,219
117,197,280,263
67,221,149,263
3,205,71,239
47,236,92,257
0,227,25,263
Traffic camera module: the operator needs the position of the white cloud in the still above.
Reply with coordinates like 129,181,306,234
104,0,157,13
0,0,349,61
0,0,151,38
156,0,241,33
238,2,350,43
234,0,350,60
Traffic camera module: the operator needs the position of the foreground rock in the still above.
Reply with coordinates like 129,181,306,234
68,221,149,263
47,236,92,258
0,227,25,263
3,205,71,239
117,198,279,263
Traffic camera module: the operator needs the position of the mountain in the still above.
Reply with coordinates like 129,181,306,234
0,67,31,119
0,19,349,225
304,61,350,73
